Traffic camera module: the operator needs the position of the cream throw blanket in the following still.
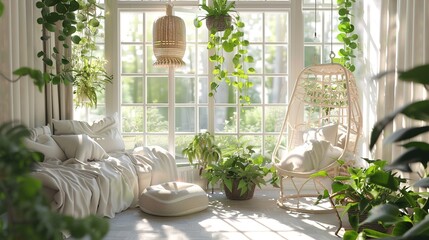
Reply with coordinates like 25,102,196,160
31,146,178,219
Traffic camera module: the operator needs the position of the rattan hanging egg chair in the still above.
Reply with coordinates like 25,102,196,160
272,63,362,213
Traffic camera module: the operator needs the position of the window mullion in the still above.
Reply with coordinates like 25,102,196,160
168,67,175,155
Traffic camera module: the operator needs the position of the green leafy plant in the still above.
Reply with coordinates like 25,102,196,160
12,0,82,89
336,0,358,72
314,159,412,238
204,141,272,199
0,122,108,240
182,132,222,176
70,0,112,108
194,0,255,104
355,64,429,239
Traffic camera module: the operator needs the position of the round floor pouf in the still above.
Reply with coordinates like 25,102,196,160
139,181,209,216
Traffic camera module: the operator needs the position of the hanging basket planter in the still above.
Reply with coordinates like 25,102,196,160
205,15,232,32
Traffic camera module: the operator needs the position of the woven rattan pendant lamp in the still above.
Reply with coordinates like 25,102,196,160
153,3,186,68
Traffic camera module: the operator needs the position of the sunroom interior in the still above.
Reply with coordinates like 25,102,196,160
1,0,429,239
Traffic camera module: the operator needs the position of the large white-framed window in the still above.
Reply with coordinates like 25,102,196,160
76,0,340,163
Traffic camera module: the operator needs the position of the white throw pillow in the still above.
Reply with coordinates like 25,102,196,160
24,134,67,161
52,113,125,153
278,143,310,172
303,123,338,144
52,134,109,162
28,125,51,141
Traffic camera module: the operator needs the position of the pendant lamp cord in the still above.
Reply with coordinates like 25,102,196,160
329,0,336,62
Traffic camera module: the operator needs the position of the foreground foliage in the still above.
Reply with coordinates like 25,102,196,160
346,64,429,239
0,123,108,239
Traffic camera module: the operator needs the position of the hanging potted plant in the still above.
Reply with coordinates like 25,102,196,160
70,0,112,108
194,0,255,104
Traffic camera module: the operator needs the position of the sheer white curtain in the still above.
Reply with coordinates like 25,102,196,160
358,0,429,178
0,0,72,128
377,0,429,162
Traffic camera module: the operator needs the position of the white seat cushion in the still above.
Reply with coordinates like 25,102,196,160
139,181,208,216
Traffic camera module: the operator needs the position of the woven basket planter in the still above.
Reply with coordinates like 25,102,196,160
206,15,232,32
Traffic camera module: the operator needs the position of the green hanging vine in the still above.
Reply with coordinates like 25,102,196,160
70,0,112,108
336,0,358,72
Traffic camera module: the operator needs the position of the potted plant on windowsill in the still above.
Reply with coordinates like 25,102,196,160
204,143,271,200
194,0,255,104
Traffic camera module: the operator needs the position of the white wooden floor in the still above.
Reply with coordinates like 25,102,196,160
103,187,342,240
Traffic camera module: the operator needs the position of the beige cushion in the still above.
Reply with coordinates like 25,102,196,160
139,181,208,216
24,134,67,161
52,113,125,153
52,134,109,162
303,123,338,144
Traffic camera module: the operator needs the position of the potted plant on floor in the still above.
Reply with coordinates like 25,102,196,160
204,141,271,200
194,0,255,104
182,132,222,189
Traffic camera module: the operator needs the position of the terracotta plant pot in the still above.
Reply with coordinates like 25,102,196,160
206,15,232,32
223,179,256,200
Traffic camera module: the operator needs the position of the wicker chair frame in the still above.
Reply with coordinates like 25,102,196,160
272,63,362,214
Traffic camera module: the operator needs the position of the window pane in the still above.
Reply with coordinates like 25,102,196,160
147,107,168,132
176,107,195,132
240,135,262,153
247,44,263,74
122,76,143,103
122,106,144,132
303,10,322,43
197,45,209,74
240,107,262,133
265,45,288,74
147,77,168,103
199,107,208,131
264,135,278,156
176,77,195,103
147,135,168,150
215,107,237,132
121,44,143,73
214,81,236,104
265,106,286,132
265,12,288,43
175,135,194,159
304,45,321,66
198,77,208,104
241,12,263,43
265,76,288,103
176,45,196,74
120,12,143,42
248,76,262,104
123,135,144,151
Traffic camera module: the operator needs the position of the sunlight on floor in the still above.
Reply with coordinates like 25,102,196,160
103,187,341,240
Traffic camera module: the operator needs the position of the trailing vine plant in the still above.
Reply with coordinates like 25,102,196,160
10,0,81,90
70,0,112,108
194,0,255,104
0,2,108,239
336,0,358,72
